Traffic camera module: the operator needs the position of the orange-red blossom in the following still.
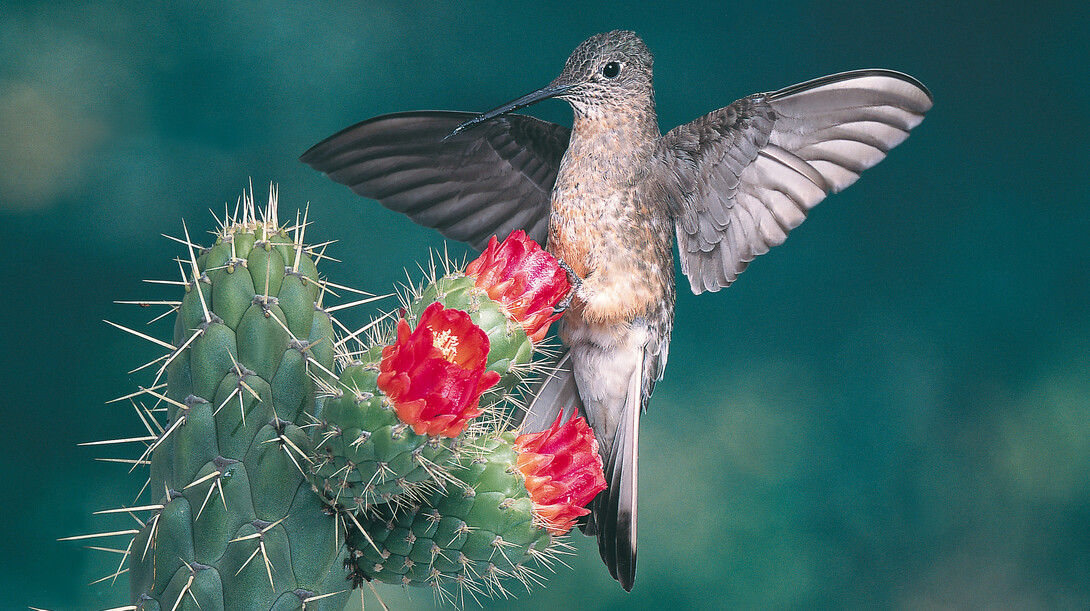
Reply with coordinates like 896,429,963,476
465,230,571,344
514,414,607,535
377,302,501,438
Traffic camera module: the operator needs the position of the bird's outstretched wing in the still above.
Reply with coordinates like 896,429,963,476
659,70,933,294
301,111,570,250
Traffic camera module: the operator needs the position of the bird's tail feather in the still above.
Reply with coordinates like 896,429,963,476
595,364,640,591
513,347,640,590
515,349,585,433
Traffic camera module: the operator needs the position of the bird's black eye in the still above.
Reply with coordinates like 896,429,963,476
602,61,621,78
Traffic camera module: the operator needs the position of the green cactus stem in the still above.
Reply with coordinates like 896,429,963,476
80,189,358,610
345,414,606,602
306,232,572,515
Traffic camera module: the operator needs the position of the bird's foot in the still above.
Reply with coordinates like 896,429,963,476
553,257,582,315
553,291,575,316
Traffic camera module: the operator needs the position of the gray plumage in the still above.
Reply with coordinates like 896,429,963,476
301,112,569,249
302,30,932,592
661,70,931,293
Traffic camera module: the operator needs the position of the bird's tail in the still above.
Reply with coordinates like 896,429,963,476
516,348,640,590
592,362,640,591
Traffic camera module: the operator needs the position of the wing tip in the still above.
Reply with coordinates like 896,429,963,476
857,68,933,106
771,68,933,111
298,140,326,167
299,111,487,168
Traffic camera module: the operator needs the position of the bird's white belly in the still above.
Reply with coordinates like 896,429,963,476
561,315,649,446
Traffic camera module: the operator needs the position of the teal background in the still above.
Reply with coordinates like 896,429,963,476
4,1,1088,609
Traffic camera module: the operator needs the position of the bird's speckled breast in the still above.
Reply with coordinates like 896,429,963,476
547,114,675,325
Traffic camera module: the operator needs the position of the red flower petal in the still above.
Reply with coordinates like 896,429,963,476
377,302,499,437
465,231,571,344
513,414,607,535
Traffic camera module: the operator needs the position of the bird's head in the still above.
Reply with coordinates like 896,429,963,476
447,30,655,138
550,30,655,118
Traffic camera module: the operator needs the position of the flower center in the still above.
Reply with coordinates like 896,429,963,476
432,329,460,362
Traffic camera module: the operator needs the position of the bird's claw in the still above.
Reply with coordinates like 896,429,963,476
553,257,582,316
553,291,575,316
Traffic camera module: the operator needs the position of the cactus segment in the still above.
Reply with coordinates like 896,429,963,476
345,432,554,595
345,414,606,599
307,360,464,512
94,191,352,610
305,232,571,514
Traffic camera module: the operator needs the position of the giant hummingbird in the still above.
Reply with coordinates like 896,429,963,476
301,29,932,591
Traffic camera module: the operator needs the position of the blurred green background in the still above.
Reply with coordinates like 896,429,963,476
4,1,1088,609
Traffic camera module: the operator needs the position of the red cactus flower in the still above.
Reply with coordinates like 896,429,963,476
377,302,501,438
513,413,607,535
464,230,571,344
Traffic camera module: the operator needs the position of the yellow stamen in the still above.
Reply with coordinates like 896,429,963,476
432,329,459,362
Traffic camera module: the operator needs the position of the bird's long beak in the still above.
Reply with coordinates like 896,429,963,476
445,80,573,139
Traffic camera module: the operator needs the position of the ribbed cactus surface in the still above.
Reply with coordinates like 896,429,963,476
345,432,552,592
78,197,606,609
102,193,352,610
308,359,464,511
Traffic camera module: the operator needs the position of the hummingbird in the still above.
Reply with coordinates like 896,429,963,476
301,30,932,591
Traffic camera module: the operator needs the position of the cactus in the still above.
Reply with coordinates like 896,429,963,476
306,232,572,514
75,189,357,610
73,190,606,609
344,415,607,603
